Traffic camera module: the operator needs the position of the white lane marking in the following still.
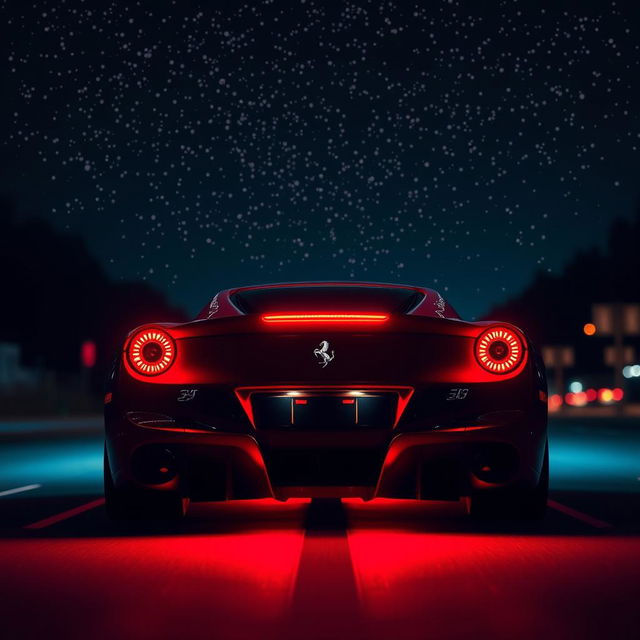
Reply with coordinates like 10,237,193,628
0,484,42,497
548,499,612,529
24,498,105,530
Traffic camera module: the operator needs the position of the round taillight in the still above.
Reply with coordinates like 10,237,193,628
475,326,525,374
127,328,176,376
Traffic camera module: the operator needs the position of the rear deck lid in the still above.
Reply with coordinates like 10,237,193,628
231,285,424,315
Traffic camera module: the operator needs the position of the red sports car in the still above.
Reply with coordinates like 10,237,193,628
104,282,548,520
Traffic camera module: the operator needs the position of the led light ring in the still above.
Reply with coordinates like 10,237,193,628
475,326,525,374
127,328,176,376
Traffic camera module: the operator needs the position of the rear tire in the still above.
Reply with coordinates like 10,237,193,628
104,447,188,521
469,441,548,521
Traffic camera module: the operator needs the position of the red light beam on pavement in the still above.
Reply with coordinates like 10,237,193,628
3,500,308,640
547,499,612,529
24,498,106,529
343,500,637,640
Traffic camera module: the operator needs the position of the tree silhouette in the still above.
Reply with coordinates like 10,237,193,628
484,204,640,348
0,197,187,388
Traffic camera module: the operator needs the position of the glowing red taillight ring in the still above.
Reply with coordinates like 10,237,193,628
475,326,526,375
127,328,176,376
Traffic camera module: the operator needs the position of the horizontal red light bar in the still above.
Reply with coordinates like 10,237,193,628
261,313,389,323
294,398,308,405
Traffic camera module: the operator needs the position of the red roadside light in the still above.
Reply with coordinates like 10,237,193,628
81,340,97,369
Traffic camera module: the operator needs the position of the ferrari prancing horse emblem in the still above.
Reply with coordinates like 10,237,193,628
313,340,335,368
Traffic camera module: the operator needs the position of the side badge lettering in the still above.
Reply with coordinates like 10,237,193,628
446,388,469,401
177,389,198,402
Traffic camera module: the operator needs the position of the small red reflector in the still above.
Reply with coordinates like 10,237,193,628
261,313,389,324
294,399,308,405
81,340,97,369
342,399,355,404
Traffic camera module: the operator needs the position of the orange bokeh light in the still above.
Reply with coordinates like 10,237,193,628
548,394,563,411
598,388,614,403
583,323,597,336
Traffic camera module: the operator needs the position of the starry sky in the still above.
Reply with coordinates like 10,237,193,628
1,0,639,319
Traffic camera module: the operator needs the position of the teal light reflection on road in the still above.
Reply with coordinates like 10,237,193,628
0,420,639,499
549,420,640,493
0,439,103,496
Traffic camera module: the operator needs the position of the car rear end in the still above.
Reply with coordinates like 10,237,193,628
104,283,547,518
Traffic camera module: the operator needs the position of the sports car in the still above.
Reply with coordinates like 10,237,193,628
104,282,548,520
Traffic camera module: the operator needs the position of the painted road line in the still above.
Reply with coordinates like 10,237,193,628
0,484,42,498
24,498,105,530
548,499,612,529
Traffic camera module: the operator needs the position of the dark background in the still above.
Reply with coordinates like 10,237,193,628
1,0,639,402
0,7,639,640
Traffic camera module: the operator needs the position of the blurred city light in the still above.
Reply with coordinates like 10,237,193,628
569,381,583,393
598,388,614,403
565,391,588,406
622,364,640,378
583,323,597,336
552,387,624,411
548,394,563,412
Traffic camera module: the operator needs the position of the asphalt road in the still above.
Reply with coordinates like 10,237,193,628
0,417,639,640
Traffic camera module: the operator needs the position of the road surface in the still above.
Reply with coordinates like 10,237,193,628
0,416,639,640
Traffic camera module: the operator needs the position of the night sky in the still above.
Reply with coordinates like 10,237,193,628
1,0,639,319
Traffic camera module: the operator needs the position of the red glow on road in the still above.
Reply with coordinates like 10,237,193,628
2,500,307,640
342,500,640,640
2,496,640,640
261,313,389,324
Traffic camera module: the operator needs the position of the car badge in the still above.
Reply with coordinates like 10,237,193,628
177,389,198,402
313,340,335,368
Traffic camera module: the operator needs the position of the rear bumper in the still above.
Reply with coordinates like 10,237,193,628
105,412,546,501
